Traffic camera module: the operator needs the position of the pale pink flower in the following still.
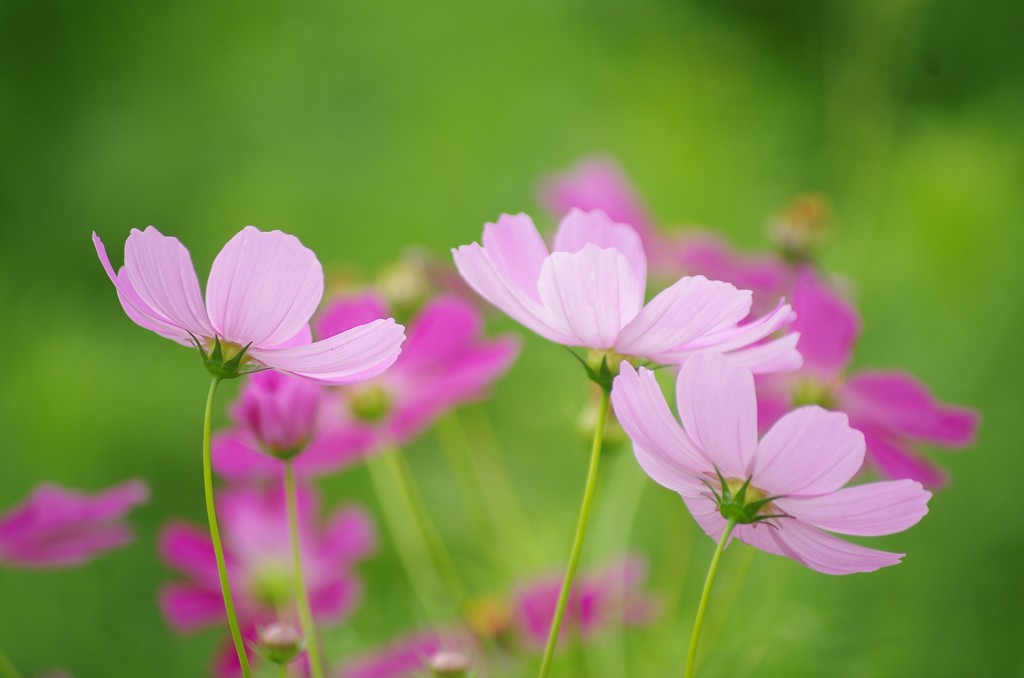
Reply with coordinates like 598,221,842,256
337,630,477,678
756,269,979,487
452,210,799,374
0,480,148,568
612,352,932,575
93,226,405,384
513,554,655,649
158,485,375,676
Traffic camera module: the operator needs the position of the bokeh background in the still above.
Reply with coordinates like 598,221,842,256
1,1,1021,676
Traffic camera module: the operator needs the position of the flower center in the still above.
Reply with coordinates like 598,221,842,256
250,561,294,608
792,378,836,409
349,385,392,423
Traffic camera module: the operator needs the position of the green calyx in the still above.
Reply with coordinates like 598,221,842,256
191,334,256,381
568,348,633,393
702,468,787,526
350,385,392,422
792,378,835,409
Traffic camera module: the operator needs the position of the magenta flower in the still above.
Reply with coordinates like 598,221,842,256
93,226,405,384
513,554,656,649
211,370,372,481
452,210,799,374
612,352,932,574
0,480,148,569
159,485,375,676
756,269,979,486
338,629,477,678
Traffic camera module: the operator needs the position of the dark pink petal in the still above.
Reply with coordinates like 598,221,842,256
840,371,979,447
552,209,648,285
158,521,222,586
206,226,324,348
120,227,215,338
611,364,711,491
248,319,406,386
857,426,949,488
675,353,758,478
791,268,860,377
295,425,377,476
776,480,930,536
210,430,282,481
768,519,903,575
537,245,643,348
158,583,226,631
753,407,865,496
397,296,483,371
310,576,362,623
616,276,751,358
231,370,324,451
480,213,550,302
316,291,390,339
321,506,378,564
754,374,794,432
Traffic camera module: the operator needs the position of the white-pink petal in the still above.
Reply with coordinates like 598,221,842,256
611,364,711,491
205,226,323,348
537,245,643,349
768,519,903,575
480,213,550,302
247,319,405,386
753,407,865,496
616,276,751,358
552,209,648,287
718,332,803,374
675,352,758,478
775,480,930,536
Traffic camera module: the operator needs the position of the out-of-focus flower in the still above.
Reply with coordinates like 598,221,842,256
254,621,305,666
512,554,656,649
452,209,799,374
768,193,831,262
757,270,979,486
0,480,148,568
93,226,405,384
337,630,477,678
612,353,932,575
159,485,374,677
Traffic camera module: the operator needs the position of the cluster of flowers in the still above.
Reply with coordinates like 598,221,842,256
0,156,977,677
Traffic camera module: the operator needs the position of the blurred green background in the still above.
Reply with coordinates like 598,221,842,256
1,0,1021,676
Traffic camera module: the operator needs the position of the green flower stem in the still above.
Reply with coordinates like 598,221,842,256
0,648,22,678
537,387,611,678
202,377,252,678
685,518,737,678
366,451,448,620
279,665,289,678
284,460,325,678
388,448,469,606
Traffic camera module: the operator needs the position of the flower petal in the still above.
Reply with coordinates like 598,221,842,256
158,522,221,586
857,425,949,488
675,352,758,478
206,226,323,347
159,583,226,631
248,319,405,386
839,371,979,447
315,291,390,339
481,213,550,302
753,407,865,496
537,245,643,348
616,276,751,358
776,480,930,536
552,208,648,287
717,332,803,375
767,519,903,575
611,364,710,491
791,268,860,377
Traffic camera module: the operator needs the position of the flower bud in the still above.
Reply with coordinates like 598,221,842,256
768,193,831,263
427,650,471,677
254,622,305,665
233,370,322,458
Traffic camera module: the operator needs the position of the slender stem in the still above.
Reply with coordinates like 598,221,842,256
0,648,22,678
284,460,325,678
202,377,252,678
537,387,611,678
685,518,737,678
278,665,289,678
388,449,469,605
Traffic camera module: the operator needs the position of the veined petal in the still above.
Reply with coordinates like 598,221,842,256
315,291,389,339
776,480,930,536
675,353,758,478
754,407,865,496
616,276,751,358
248,319,405,385
481,213,550,302
791,268,860,377
719,333,803,375
657,298,794,356
537,245,642,348
453,242,576,344
206,226,323,347
768,519,903,575
553,208,648,287
611,364,710,492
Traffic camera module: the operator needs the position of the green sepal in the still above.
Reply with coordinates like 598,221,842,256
566,349,615,393
190,334,254,381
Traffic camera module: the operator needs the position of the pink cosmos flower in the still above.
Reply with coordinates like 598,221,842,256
337,630,477,678
211,370,373,480
612,352,932,575
0,480,148,568
452,209,799,374
93,226,405,384
159,485,375,676
756,269,979,487
513,554,655,649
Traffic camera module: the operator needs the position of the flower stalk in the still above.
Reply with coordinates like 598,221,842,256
537,386,611,678
0,648,22,678
685,517,737,678
284,460,325,678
